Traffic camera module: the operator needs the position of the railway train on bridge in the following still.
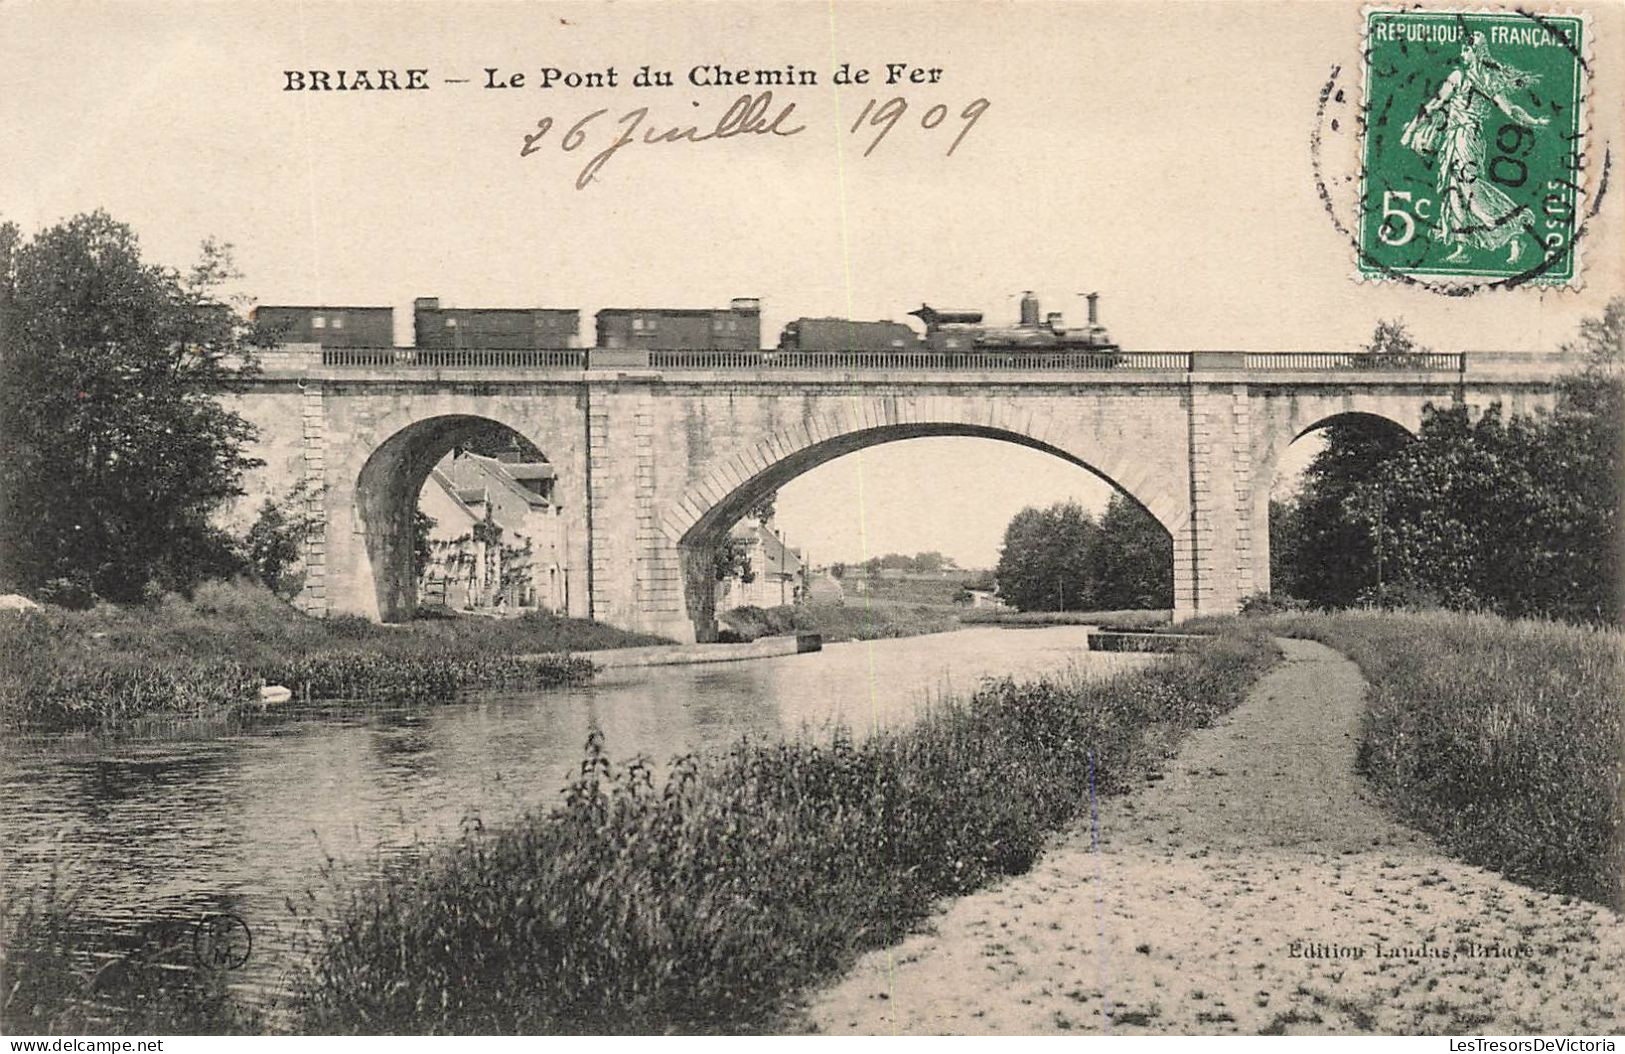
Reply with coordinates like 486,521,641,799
254,291,1117,357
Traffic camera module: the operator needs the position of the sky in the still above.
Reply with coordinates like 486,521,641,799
3,0,1618,568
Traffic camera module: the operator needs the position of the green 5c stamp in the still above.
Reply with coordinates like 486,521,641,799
1360,9,1590,287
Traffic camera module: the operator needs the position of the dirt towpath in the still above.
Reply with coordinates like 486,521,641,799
801,639,1625,1035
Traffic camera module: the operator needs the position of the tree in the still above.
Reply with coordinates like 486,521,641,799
1089,493,1173,609
1271,301,1623,624
1346,403,1535,611
1282,418,1411,607
910,551,949,574
1539,297,1623,622
413,510,437,584
713,535,755,584
744,490,777,525
994,501,1102,611
1353,300,1623,622
244,477,323,598
1365,318,1424,357
0,212,266,602
245,500,302,598
1267,497,1304,599
453,424,546,462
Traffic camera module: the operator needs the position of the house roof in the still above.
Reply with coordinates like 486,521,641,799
500,461,558,482
724,523,803,577
423,469,481,526
758,527,803,578
444,451,554,508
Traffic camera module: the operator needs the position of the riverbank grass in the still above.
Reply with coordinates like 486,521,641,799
1258,610,1624,910
1,879,265,1035
0,580,668,732
958,608,1172,630
719,600,962,642
291,624,1277,1033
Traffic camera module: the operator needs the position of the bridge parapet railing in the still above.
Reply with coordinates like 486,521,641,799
291,346,1477,375
1241,351,1466,371
319,347,588,368
645,349,1191,371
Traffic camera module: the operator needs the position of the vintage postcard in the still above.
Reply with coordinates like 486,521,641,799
1,0,1621,1044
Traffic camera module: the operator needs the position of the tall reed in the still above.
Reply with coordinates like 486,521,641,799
1,878,264,1035
291,626,1276,1034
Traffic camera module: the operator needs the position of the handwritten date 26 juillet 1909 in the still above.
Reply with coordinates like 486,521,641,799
520,91,991,189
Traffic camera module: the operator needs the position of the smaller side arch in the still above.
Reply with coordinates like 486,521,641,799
351,413,552,622
1250,405,1419,601
1288,409,1419,445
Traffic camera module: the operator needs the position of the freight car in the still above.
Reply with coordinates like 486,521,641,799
413,297,580,349
596,298,761,351
253,305,395,348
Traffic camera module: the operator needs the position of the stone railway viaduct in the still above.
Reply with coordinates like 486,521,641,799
228,346,1563,642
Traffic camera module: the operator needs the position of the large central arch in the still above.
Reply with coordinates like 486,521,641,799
662,421,1189,642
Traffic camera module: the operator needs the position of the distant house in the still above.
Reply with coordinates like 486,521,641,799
963,588,1009,610
416,448,572,612
716,523,806,611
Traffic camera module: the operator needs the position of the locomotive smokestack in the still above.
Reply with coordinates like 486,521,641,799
1019,291,1040,328
1086,292,1100,326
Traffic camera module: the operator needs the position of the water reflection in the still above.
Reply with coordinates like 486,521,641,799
1,626,1146,1001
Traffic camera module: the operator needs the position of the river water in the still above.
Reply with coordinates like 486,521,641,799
0,626,1148,1002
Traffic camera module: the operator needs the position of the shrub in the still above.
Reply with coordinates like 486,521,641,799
719,602,959,643
1238,592,1308,616
34,576,95,610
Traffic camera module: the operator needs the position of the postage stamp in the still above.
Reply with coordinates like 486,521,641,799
1359,8,1590,287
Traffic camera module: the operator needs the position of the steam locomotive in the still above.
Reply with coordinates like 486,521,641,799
778,292,1117,354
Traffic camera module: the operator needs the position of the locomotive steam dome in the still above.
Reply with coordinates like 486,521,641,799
1019,291,1040,327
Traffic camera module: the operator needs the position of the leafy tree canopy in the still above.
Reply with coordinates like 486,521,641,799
0,211,268,602
1272,303,1622,624
993,496,1171,612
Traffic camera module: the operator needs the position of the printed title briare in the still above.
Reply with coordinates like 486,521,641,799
281,62,945,92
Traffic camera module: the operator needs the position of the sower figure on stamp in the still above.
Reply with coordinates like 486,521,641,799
1401,31,1549,265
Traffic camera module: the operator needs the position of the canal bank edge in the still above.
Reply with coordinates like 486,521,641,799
524,632,822,670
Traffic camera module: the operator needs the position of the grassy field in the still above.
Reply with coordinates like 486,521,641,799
837,573,972,608
0,580,667,732
959,608,1172,630
279,624,1276,1034
1254,610,1624,911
